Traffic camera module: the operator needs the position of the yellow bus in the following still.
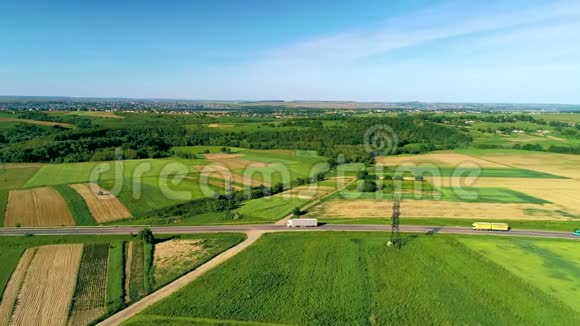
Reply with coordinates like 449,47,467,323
472,222,510,231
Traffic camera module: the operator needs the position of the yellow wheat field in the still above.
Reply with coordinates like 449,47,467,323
375,152,506,168
153,240,205,286
470,152,580,179
426,177,580,215
154,240,203,271
8,244,83,326
316,199,570,221
70,184,131,222
0,249,37,326
4,187,74,227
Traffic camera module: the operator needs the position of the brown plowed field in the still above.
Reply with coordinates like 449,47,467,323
375,152,505,168
9,244,83,326
4,187,74,227
70,184,131,222
194,168,270,187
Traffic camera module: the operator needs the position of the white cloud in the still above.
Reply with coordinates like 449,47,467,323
198,0,580,102
255,0,580,66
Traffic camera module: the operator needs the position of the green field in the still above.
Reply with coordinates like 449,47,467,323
236,195,309,222
130,233,579,325
24,157,208,188
100,176,221,217
334,185,548,204
107,241,125,313
405,166,565,178
460,237,580,312
437,187,550,203
0,165,42,191
235,150,329,184
54,184,97,225
0,191,7,226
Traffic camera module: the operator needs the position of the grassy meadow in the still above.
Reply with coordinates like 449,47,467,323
129,232,580,325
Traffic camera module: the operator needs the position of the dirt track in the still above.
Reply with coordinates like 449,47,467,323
97,231,264,326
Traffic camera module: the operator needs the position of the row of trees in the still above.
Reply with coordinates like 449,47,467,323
475,142,580,154
144,172,327,221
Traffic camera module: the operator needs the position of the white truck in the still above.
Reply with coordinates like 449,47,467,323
286,218,318,228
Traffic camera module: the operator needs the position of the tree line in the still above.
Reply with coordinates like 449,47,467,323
1,115,471,163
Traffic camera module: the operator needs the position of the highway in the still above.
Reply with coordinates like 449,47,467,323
0,223,577,239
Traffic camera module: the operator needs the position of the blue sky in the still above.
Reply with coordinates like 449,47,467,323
1,0,580,103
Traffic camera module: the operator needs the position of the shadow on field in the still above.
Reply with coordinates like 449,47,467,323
153,235,180,244
403,234,419,245
425,227,441,236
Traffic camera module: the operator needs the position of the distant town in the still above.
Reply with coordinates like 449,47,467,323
1,96,579,114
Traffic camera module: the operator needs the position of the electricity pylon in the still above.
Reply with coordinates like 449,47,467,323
387,193,401,248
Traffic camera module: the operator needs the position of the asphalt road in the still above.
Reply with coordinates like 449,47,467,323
0,224,577,239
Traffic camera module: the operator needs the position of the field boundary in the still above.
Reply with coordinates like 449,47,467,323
276,176,357,225
54,184,97,226
98,231,260,326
